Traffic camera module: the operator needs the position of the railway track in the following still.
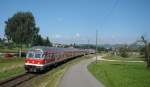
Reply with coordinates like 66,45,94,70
0,73,36,87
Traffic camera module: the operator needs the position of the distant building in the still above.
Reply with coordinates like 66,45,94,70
52,43,64,47
3,38,13,44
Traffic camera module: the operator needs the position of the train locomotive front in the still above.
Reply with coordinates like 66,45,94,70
24,48,47,72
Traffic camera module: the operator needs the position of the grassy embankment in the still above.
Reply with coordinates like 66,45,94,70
88,53,150,87
0,47,27,80
0,47,28,80
0,47,28,53
102,53,144,61
0,58,25,80
24,54,94,87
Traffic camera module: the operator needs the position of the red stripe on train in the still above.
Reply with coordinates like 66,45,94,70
25,58,46,64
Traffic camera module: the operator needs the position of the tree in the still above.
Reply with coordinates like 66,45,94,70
5,12,39,57
140,36,150,67
44,37,52,46
0,38,2,43
119,45,129,58
32,35,43,46
31,27,40,46
32,35,52,46
5,12,39,45
140,47,145,55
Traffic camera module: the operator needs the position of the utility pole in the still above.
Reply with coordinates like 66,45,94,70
141,36,150,68
88,39,89,49
96,30,98,63
88,39,90,54
144,40,150,67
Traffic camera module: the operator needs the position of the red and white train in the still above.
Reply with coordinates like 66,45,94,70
24,46,85,72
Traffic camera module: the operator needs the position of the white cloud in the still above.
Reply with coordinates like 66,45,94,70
111,32,120,39
75,33,80,38
55,34,61,38
42,35,47,39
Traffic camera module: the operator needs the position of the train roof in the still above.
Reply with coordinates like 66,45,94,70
28,46,80,52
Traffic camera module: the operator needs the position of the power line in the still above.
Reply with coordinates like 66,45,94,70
100,0,119,30
95,0,119,62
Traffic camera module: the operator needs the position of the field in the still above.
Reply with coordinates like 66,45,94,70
0,58,25,80
102,53,144,61
88,54,150,87
0,47,28,53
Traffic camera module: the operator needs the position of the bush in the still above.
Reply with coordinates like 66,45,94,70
4,53,13,58
14,52,26,57
119,47,128,58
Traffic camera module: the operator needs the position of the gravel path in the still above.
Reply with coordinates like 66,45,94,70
94,56,144,63
58,57,105,87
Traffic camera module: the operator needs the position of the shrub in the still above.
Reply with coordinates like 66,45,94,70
119,47,128,58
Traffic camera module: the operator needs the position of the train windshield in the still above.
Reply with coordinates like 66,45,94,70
27,52,43,59
35,53,43,58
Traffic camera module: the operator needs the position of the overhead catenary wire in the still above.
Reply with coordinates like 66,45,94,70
100,0,119,30
95,0,119,63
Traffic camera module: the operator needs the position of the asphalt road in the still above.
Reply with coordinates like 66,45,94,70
58,57,105,87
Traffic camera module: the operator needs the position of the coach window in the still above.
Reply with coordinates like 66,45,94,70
51,54,53,59
51,53,54,59
60,53,62,58
58,53,60,58
57,53,59,58
49,54,51,59
50,54,53,59
55,53,57,59
57,53,59,59
56,53,59,59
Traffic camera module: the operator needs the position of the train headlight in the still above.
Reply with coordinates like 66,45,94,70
32,61,35,63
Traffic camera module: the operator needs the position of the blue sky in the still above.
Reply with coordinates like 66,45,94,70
0,0,150,44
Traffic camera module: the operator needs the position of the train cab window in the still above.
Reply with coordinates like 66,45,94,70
35,53,42,58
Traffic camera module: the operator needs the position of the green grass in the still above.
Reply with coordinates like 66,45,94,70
103,53,144,61
0,48,18,53
0,47,28,53
88,61,150,87
0,58,25,80
0,58,24,67
0,68,25,80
